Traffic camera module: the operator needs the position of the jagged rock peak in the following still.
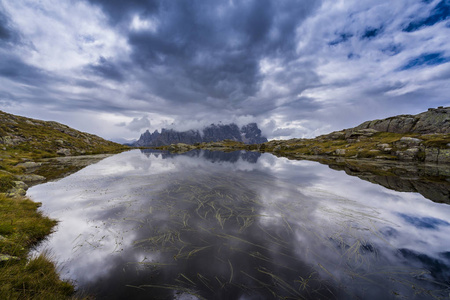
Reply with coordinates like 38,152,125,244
133,123,267,147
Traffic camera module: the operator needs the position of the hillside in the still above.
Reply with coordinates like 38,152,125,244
263,106,450,163
0,110,125,156
0,110,128,194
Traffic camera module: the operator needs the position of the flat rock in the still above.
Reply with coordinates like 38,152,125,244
399,137,422,144
14,174,46,182
16,161,42,171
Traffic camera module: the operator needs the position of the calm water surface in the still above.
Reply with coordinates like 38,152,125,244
29,150,450,299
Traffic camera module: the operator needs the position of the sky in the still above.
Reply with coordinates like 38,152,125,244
0,0,449,142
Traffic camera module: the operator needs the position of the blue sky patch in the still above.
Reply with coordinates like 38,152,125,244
362,27,382,39
404,0,450,31
382,44,403,56
399,52,450,70
328,33,353,46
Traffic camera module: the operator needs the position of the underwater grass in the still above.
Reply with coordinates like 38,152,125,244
109,169,450,299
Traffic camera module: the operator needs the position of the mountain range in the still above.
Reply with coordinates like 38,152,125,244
133,123,267,147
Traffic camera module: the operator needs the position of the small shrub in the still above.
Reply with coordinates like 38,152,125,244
0,174,15,193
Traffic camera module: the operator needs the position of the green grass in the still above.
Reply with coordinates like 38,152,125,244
0,194,75,299
0,173,15,193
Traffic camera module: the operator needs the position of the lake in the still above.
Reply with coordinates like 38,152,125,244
29,150,450,299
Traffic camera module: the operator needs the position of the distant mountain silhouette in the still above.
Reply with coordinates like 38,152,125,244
134,123,267,147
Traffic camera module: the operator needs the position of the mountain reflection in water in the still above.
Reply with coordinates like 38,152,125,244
29,150,450,299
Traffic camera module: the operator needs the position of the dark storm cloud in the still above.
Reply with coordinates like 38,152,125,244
93,0,322,105
0,6,21,46
86,56,125,82
404,0,450,32
2,0,450,141
0,53,50,85
87,0,160,24
0,10,11,40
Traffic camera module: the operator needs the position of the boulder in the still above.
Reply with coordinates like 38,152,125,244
167,143,195,153
327,131,346,140
335,149,346,155
377,143,391,149
424,148,450,163
396,148,420,161
394,137,423,149
437,149,450,164
6,187,26,197
425,148,440,162
56,148,72,156
15,174,46,183
13,181,28,190
399,137,422,144
16,161,42,172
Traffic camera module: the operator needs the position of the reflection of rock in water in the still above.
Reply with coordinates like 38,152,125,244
324,159,450,204
365,176,450,203
140,149,261,164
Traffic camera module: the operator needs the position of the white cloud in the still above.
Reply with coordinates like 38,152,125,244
126,116,151,131
130,15,159,32
1,0,449,142
2,0,130,71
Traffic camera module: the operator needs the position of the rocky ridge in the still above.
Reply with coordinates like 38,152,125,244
355,106,449,134
133,123,267,147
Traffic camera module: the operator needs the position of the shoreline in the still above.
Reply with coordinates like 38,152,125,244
1,141,449,297
0,152,126,299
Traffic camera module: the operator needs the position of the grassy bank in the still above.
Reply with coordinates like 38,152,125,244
156,131,450,163
0,194,74,299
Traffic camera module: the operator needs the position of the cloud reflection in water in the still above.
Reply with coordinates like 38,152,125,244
29,150,450,299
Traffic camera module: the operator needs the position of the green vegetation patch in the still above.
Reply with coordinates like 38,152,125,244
0,252,74,299
421,134,450,148
0,195,56,257
0,194,74,299
0,173,15,193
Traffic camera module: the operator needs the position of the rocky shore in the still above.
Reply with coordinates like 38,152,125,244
154,107,450,204
158,107,450,164
4,154,115,197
